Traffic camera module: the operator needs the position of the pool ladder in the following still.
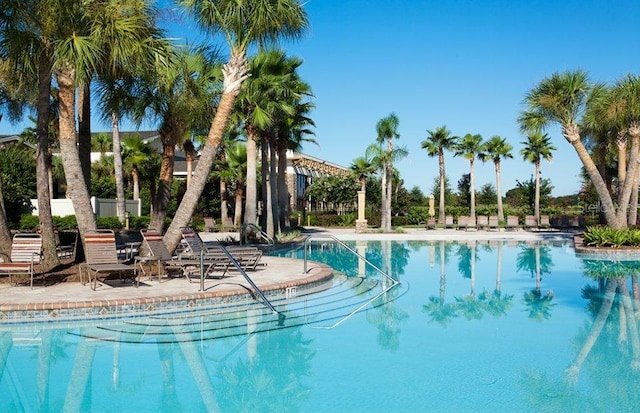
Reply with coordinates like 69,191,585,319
200,242,285,325
303,235,400,328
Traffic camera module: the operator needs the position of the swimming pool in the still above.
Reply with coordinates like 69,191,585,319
1,239,639,412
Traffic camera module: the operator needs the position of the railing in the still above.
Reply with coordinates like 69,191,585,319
200,242,284,325
241,223,275,251
303,235,399,329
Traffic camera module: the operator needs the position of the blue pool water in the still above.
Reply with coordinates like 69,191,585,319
2,239,640,412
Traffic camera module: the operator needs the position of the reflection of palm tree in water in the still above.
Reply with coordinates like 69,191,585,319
480,241,513,317
517,242,555,321
454,241,484,320
566,274,640,386
423,241,457,326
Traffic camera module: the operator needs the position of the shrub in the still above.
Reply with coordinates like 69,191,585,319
338,213,356,227
54,215,78,230
583,226,640,247
391,215,410,227
407,206,430,225
19,214,39,230
97,216,123,229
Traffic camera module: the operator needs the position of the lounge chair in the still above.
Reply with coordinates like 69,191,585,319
180,227,265,274
466,216,477,231
540,215,551,229
488,216,499,231
506,215,519,231
476,215,488,230
80,230,137,290
55,230,77,259
524,215,538,231
445,215,455,229
0,233,43,288
456,216,469,230
137,229,192,281
203,217,218,232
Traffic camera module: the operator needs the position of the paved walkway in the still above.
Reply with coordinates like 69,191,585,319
0,226,577,323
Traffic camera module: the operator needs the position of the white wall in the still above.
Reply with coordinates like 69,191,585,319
30,197,141,218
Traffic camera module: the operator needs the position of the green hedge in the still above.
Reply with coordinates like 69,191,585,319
583,226,640,247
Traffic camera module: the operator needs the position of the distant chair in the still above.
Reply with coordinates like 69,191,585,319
466,216,477,231
445,216,455,229
0,233,43,288
506,215,519,231
204,217,218,233
457,216,469,230
524,215,538,230
540,215,551,229
476,215,489,230
488,216,499,231
55,230,77,260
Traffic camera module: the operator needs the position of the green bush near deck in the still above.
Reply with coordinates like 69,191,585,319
583,226,640,247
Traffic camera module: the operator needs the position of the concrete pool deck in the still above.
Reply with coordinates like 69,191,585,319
0,226,578,323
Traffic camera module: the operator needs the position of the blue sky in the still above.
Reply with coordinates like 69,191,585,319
2,0,640,197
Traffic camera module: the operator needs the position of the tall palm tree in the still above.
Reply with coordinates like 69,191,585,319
122,134,153,201
130,45,220,231
164,0,309,252
422,125,458,225
350,157,376,193
0,5,60,269
375,113,401,232
479,136,513,222
454,133,483,220
520,132,556,223
520,70,640,228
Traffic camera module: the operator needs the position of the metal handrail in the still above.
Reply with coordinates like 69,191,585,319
303,235,399,329
200,243,284,324
241,223,274,251
303,234,398,286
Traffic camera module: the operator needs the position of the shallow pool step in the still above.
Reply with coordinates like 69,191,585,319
70,276,405,344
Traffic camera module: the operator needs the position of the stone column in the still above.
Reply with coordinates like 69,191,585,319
355,190,368,233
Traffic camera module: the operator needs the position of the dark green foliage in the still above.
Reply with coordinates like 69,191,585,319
408,186,426,206
391,215,410,226
477,183,497,205
0,144,36,224
457,173,471,207
505,177,553,214
19,214,39,230
306,175,359,206
97,216,123,229
54,215,78,230
407,206,430,224
430,176,455,206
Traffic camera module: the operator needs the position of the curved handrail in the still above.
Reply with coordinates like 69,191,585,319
241,223,274,251
303,234,399,329
303,234,398,286
200,243,284,325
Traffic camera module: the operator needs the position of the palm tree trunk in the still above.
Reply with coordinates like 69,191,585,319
380,163,387,230
150,142,175,231
56,68,97,246
0,179,13,261
495,161,505,222
78,83,92,193
617,134,627,202
386,167,392,231
112,112,126,224
629,159,639,226
163,51,248,252
269,137,279,236
36,51,59,271
132,169,140,200
563,125,618,227
244,128,258,225
438,151,446,225
277,142,289,230
260,140,269,229
617,132,640,225
234,184,243,227
469,159,476,220
220,179,229,225
534,161,541,223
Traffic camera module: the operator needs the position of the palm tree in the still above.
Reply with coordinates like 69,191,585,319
0,7,60,269
479,136,513,222
350,157,376,193
421,125,458,225
520,132,556,223
164,0,309,252
122,134,153,201
375,113,401,232
454,133,483,220
224,141,248,227
130,45,220,231
520,70,640,228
